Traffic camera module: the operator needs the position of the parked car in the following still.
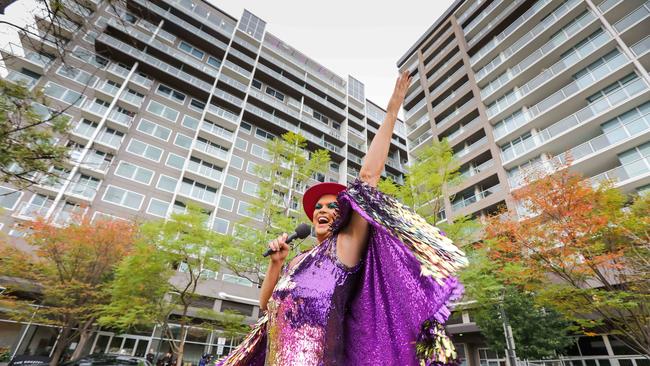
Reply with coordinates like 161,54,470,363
60,354,152,366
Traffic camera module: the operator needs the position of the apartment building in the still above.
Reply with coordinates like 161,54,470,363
398,0,649,364
0,0,409,361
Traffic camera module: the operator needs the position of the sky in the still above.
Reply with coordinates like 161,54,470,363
1,0,456,111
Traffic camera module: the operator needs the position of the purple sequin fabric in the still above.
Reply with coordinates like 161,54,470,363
216,179,466,366
265,235,361,365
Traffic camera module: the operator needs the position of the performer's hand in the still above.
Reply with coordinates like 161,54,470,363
386,71,411,114
268,233,290,264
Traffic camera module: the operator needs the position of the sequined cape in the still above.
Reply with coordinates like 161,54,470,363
216,179,467,366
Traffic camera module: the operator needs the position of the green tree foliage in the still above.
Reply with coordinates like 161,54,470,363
377,139,479,246
222,132,330,285
0,79,71,189
99,205,234,366
460,250,574,359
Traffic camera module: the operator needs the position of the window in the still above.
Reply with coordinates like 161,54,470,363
156,84,186,104
224,175,239,189
137,119,171,141
126,139,164,162
221,275,253,289
147,198,170,217
0,187,22,210
182,115,200,130
157,175,178,192
74,118,98,137
174,133,193,149
147,100,179,122
44,82,84,106
242,180,258,197
240,121,252,133
219,195,234,211
251,144,271,161
212,217,229,234
246,161,258,175
265,86,284,101
166,153,185,170
235,138,248,151
329,162,339,172
56,65,98,87
237,201,260,220
207,56,221,68
230,155,244,170
251,79,262,90
179,41,205,60
190,99,206,112
313,110,329,124
255,128,275,141
114,161,154,185
102,185,144,210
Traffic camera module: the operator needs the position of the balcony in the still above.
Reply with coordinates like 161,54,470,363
5,71,39,90
447,116,481,143
464,0,505,37
631,35,650,57
178,182,218,205
348,140,366,153
219,74,247,94
427,53,462,87
468,0,526,49
222,60,252,83
106,63,130,80
429,67,465,99
157,0,235,39
437,99,476,130
471,0,554,66
193,139,229,164
613,1,650,35
200,120,235,144
186,160,223,183
245,104,300,134
300,114,340,139
95,131,123,151
105,109,133,131
13,202,51,220
51,204,88,227
229,48,256,66
81,153,111,175
408,114,431,136
481,16,609,104
348,154,363,165
82,100,108,119
119,90,144,109
591,156,650,190
130,0,228,52
475,0,583,82
256,63,305,94
454,135,488,159
452,184,502,212
95,80,120,99
65,182,98,201
405,97,427,122
96,34,212,94
205,103,239,128
460,159,495,180
213,88,244,108
1,43,55,74
248,89,300,120
494,77,647,142
409,130,433,152
433,82,469,114
558,109,650,166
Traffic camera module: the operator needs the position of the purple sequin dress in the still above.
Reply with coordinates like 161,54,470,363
265,235,361,365
216,179,467,366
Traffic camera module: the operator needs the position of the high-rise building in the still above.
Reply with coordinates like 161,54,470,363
0,0,409,360
398,0,649,363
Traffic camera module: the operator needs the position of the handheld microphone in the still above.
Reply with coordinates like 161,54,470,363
262,223,312,257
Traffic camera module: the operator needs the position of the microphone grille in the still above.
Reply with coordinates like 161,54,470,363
296,223,312,238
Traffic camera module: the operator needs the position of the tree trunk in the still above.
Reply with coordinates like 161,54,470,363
175,322,188,366
49,326,71,366
70,319,95,360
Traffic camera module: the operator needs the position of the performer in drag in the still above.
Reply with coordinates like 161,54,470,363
217,71,467,366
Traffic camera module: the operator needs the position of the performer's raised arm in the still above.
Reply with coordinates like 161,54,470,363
358,71,410,187
337,71,411,268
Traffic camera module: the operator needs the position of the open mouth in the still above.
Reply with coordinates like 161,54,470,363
317,216,329,225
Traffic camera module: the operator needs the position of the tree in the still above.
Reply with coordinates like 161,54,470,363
460,249,574,359
99,205,232,366
0,79,71,190
0,216,137,365
378,139,480,246
482,165,650,355
222,132,330,285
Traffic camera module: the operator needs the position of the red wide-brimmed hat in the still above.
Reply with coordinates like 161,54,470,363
302,182,346,221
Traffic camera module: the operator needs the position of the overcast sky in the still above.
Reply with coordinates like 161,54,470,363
2,0,455,111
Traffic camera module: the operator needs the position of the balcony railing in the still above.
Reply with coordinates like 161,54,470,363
410,130,433,150
475,0,582,82
245,104,300,134
95,131,122,149
437,99,475,129
591,156,650,187
471,0,553,65
482,16,608,102
464,0,505,35
206,103,239,124
452,184,502,212
66,182,98,200
631,35,650,56
187,160,223,182
613,1,650,33
460,159,494,179
194,140,229,161
447,116,481,142
429,67,465,98
455,136,488,159
14,202,51,220
107,109,133,128
468,0,525,48
179,182,217,205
